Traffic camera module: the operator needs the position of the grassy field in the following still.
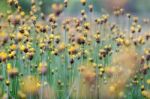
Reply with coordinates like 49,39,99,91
0,0,150,99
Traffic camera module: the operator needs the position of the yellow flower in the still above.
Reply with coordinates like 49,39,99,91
10,44,17,50
20,76,40,95
0,51,7,62
16,32,24,41
68,45,78,55
18,90,26,99
49,34,54,40
123,39,130,46
77,35,86,44
19,44,26,52
7,63,12,70
80,0,86,5
58,43,65,52
147,79,150,85
51,3,64,16
20,11,25,17
7,63,18,77
5,79,10,86
109,85,116,94
141,90,150,98
0,32,8,42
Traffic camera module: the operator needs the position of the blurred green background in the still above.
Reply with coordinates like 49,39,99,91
0,0,150,15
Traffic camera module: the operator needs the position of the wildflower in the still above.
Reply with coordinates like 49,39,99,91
55,35,60,44
9,15,21,26
145,33,150,40
31,15,37,24
19,44,28,52
0,32,8,44
20,11,25,17
64,0,68,8
20,76,40,95
141,85,145,91
38,83,56,99
79,65,96,85
5,80,10,86
147,79,150,85
58,43,65,53
10,44,17,51
68,45,78,55
16,32,24,41
77,35,85,45
140,64,149,74
80,0,86,5
88,4,93,12
126,13,131,19
133,16,138,23
7,63,18,77
18,90,26,99
48,14,56,23
81,10,85,16
7,0,14,5
38,62,48,75
130,26,135,33
123,39,130,46
94,33,101,43
26,52,34,60
141,90,150,98
83,22,90,30
100,46,139,98
0,52,7,62
0,75,4,81
52,3,64,16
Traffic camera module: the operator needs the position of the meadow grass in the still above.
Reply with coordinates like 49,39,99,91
0,0,149,99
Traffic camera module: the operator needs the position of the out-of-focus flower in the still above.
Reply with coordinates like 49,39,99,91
52,3,64,16
147,79,150,85
101,46,139,98
79,65,96,85
104,0,128,10
20,76,40,95
71,63,97,98
141,90,150,98
80,0,86,6
7,63,18,77
0,51,7,62
38,62,48,75
38,82,56,99
18,90,26,99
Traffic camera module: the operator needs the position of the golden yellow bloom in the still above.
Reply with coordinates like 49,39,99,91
147,79,150,85
80,0,86,5
123,39,130,46
10,44,17,50
20,11,25,17
79,65,96,85
68,45,78,55
16,32,24,41
0,51,7,62
58,43,66,52
52,3,64,16
19,44,26,52
7,63,18,77
141,90,150,98
18,90,26,99
77,35,86,44
0,32,8,42
5,79,10,86
20,76,40,95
